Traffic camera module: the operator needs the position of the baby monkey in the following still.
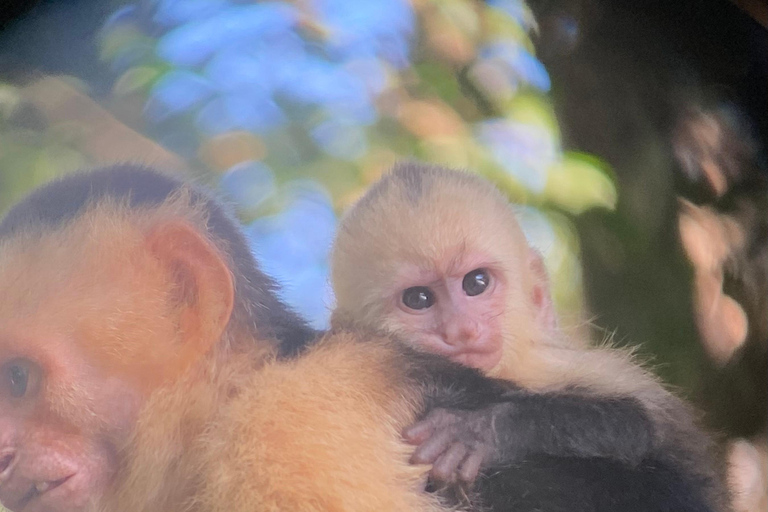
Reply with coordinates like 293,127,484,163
331,163,727,508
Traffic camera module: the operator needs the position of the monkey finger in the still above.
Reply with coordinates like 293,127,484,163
431,443,469,483
403,420,436,444
458,451,485,484
410,429,454,464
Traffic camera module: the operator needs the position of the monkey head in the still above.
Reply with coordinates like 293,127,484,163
0,169,240,512
331,163,556,376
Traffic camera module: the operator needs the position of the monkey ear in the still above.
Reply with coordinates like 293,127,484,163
527,249,557,331
146,222,235,356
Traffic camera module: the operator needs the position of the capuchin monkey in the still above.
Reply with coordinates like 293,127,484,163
0,164,548,512
330,162,730,511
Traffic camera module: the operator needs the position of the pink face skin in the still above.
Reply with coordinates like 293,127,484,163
388,256,508,372
0,325,140,512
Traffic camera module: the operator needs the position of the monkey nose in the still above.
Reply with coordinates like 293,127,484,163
0,449,16,482
444,322,480,347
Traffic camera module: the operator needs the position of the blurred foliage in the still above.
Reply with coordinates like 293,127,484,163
0,0,617,329
0,82,91,209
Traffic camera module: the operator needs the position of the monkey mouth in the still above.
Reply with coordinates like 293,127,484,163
0,451,16,482
17,475,74,510
449,350,502,371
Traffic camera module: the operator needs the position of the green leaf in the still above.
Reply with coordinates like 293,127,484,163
113,66,162,96
544,153,617,214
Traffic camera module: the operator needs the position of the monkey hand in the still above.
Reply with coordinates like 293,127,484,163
403,405,508,485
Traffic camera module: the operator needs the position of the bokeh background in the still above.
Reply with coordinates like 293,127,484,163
0,0,765,510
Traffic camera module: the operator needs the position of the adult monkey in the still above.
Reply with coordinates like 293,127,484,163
0,164,532,512
331,162,730,511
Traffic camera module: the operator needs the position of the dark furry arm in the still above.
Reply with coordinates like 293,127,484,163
404,350,655,484
491,391,655,464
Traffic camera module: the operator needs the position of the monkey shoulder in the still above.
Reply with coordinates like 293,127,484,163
198,331,438,512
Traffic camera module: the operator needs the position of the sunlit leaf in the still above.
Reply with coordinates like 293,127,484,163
506,94,560,133
544,154,617,214
100,26,147,61
0,84,21,120
113,66,162,96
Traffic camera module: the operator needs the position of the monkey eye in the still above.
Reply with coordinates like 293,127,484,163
462,268,491,297
402,286,435,310
5,360,30,398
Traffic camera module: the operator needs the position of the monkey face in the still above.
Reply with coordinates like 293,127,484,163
0,318,134,512
331,164,551,376
386,253,507,371
0,230,153,512
0,333,131,512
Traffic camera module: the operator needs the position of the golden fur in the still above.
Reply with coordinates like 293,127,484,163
0,192,455,512
96,334,446,512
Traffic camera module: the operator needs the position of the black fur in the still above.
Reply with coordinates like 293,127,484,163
490,390,655,465
400,346,724,512
402,346,654,464
477,455,716,512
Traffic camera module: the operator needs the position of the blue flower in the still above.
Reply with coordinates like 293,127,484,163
247,181,337,329
512,48,551,91
146,70,213,121
313,0,414,66
281,57,376,123
479,41,551,92
204,32,306,95
153,0,229,27
219,161,276,210
205,50,266,93
277,182,338,254
477,119,556,193
157,3,298,67
196,93,286,135
346,58,388,97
